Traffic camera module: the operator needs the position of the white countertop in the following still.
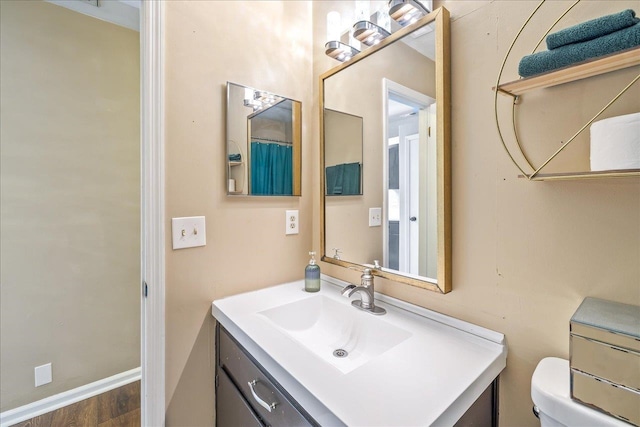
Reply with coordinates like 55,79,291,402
212,276,507,426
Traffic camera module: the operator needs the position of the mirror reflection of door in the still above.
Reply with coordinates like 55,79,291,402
384,79,436,280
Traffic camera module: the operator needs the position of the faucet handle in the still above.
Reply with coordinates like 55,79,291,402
361,268,374,287
347,266,375,288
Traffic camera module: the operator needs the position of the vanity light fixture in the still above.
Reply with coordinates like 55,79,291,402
388,0,430,26
325,41,360,62
243,88,259,110
353,20,391,47
243,98,261,111
243,89,283,112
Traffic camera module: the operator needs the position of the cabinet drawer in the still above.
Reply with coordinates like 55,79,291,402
218,326,313,427
571,334,640,391
571,369,640,426
217,368,263,427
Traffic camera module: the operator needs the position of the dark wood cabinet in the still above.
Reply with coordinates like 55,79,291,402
216,323,497,427
216,325,316,427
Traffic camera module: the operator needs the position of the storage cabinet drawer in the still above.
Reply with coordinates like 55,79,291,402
571,369,640,426
217,368,263,427
571,334,640,390
218,326,313,427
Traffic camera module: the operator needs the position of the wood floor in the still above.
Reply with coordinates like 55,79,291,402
13,381,140,427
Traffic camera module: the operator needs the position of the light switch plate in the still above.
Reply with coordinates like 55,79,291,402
35,363,52,387
286,210,299,235
369,207,382,227
172,216,206,249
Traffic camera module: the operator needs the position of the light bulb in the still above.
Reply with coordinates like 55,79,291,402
327,11,341,41
354,0,370,21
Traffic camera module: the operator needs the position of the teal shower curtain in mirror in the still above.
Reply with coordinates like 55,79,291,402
250,142,293,195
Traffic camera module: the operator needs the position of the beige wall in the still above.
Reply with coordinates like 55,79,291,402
163,0,639,425
0,1,140,411
164,1,313,425
315,1,640,426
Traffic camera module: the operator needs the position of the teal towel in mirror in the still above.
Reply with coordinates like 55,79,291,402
325,164,343,195
342,162,361,195
546,9,639,50
250,142,292,195
326,162,361,195
519,23,640,77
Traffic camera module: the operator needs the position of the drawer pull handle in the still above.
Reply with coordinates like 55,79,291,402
248,380,278,412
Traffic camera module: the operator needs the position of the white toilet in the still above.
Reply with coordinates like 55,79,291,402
531,357,629,427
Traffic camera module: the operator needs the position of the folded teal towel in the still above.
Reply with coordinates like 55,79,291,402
519,23,640,77
341,162,361,195
547,9,639,50
325,162,361,195
325,164,344,195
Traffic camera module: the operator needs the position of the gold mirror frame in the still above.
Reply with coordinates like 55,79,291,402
319,7,451,293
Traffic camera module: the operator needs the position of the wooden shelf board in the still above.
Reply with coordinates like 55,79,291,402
518,169,640,181
497,47,640,97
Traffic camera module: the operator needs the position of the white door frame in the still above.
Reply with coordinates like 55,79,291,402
141,1,165,426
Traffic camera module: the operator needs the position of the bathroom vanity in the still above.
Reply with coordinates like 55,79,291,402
212,276,507,426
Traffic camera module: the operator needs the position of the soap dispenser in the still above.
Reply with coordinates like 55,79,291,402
305,251,320,292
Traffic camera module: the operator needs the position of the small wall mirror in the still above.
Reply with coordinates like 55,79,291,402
320,8,450,293
324,109,363,196
226,82,302,196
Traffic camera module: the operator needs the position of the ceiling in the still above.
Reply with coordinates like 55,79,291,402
46,0,140,31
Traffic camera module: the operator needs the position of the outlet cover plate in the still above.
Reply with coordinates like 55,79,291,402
369,207,382,227
286,210,299,235
35,363,52,387
172,216,206,249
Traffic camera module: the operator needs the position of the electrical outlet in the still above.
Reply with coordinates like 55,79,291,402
171,216,206,249
286,210,299,235
369,207,382,227
35,363,52,387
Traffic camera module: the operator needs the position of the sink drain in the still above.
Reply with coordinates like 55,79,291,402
333,349,348,358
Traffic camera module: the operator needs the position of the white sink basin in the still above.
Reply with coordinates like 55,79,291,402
259,295,411,373
212,278,507,426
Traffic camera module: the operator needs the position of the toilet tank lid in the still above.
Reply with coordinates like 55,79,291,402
531,357,628,427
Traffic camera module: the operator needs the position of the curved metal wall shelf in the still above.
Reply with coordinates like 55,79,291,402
493,0,640,181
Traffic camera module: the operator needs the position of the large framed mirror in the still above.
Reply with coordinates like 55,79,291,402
226,82,302,196
320,7,450,293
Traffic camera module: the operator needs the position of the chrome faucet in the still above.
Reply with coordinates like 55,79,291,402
341,268,386,315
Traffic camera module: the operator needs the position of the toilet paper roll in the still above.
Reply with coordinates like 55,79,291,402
228,179,236,193
590,112,640,171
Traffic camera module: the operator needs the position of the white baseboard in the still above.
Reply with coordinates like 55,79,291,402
0,367,141,427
